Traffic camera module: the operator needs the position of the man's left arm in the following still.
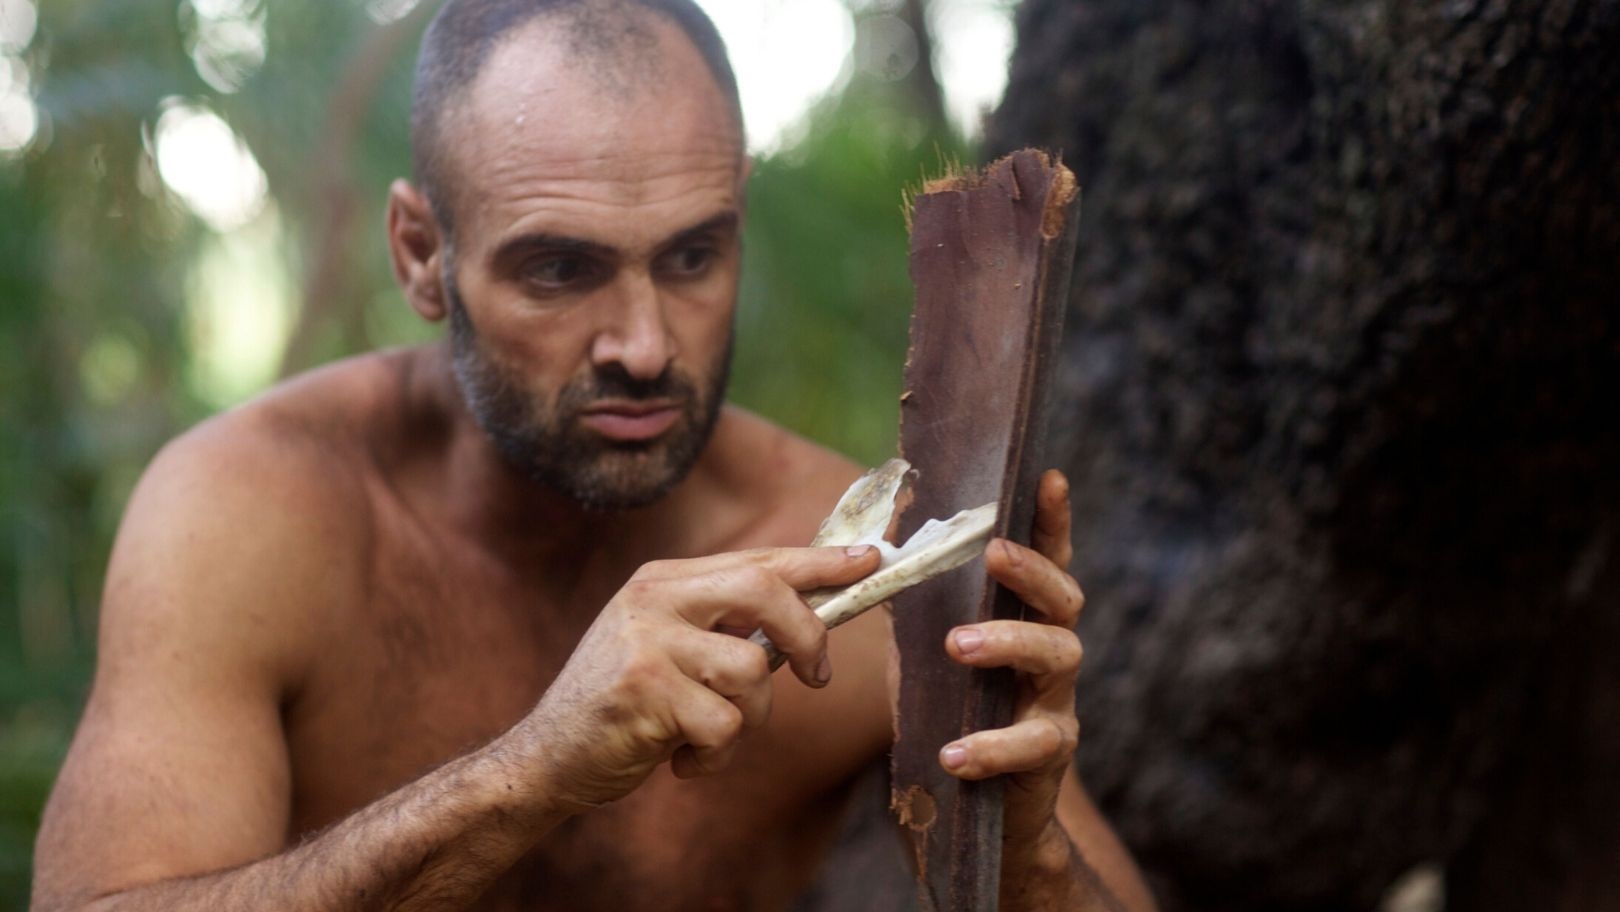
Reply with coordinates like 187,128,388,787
939,469,1157,912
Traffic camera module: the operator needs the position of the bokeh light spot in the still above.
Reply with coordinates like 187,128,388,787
363,0,423,26
699,0,855,156
0,0,36,52
0,69,36,154
152,99,269,231
184,215,294,407
931,0,1014,139
854,14,920,82
182,0,267,94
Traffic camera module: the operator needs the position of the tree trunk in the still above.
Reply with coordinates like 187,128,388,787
986,1,1620,910
897,0,950,138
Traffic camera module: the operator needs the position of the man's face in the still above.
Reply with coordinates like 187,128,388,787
445,277,731,510
433,17,746,510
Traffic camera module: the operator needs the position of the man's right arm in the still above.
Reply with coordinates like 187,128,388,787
32,418,877,912
30,421,562,912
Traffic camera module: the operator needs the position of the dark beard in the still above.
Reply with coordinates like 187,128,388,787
445,281,731,512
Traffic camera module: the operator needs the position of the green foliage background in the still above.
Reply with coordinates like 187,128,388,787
0,0,974,902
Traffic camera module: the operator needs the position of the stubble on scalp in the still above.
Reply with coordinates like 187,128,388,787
412,0,743,237
561,2,664,101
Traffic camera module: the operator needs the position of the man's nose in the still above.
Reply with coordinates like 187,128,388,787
590,271,676,381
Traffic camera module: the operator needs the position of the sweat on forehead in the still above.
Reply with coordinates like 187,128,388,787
409,0,744,234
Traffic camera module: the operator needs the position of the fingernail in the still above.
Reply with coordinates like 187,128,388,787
953,628,984,654
814,653,832,685
845,545,874,558
941,743,968,769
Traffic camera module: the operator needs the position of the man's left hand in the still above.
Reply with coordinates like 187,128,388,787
940,468,1085,852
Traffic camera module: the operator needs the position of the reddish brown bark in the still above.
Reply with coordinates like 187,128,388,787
889,150,1079,912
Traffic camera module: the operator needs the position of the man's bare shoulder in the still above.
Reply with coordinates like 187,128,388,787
104,349,442,673
701,406,869,546
138,349,423,524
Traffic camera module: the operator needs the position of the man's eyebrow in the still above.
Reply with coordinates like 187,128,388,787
490,233,615,266
659,212,739,250
489,212,739,267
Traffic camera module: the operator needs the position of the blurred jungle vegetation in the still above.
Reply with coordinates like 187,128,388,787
0,0,1003,901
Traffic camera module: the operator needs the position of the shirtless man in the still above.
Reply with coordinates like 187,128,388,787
30,2,1153,910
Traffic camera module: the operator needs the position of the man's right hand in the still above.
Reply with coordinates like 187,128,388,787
508,544,882,813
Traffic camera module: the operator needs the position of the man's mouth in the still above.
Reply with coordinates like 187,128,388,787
578,400,682,442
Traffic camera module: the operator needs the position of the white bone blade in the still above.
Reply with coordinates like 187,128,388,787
749,496,998,672
810,502,997,629
809,457,911,549
796,458,912,611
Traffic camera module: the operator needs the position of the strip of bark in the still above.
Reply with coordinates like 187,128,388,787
889,149,1080,912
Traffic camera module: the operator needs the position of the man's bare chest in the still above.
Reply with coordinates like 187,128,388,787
283,525,617,825
280,522,885,909
474,767,859,911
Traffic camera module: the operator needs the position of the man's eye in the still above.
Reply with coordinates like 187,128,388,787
664,245,716,277
525,256,591,289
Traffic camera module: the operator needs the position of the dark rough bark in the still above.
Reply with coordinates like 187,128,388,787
985,1,1620,910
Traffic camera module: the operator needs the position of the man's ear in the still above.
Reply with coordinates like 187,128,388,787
386,179,449,322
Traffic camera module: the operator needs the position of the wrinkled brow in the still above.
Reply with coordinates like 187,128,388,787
489,212,739,266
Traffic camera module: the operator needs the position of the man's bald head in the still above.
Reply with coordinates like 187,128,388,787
410,0,743,235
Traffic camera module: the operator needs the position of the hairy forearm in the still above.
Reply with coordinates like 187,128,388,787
1000,825,1133,912
57,738,562,912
